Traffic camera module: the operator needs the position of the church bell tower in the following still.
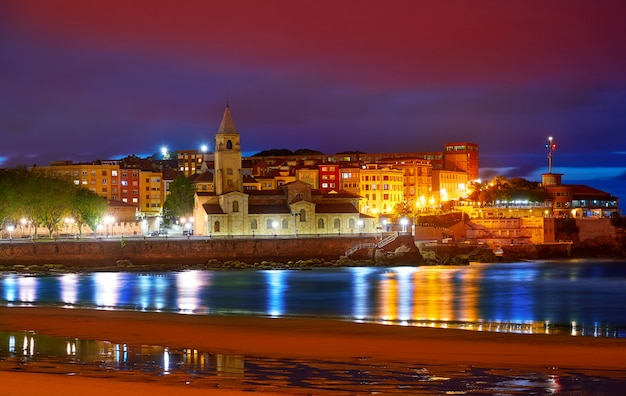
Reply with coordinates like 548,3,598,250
214,104,243,195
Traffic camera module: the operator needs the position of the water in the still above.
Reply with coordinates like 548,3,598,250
2,330,626,394
2,259,626,336
2,259,626,393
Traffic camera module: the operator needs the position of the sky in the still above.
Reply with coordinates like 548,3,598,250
1,0,625,200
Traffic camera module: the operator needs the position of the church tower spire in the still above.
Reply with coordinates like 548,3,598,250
214,105,243,195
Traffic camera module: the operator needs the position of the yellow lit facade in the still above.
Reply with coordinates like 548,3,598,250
140,170,164,217
359,164,404,217
41,161,121,201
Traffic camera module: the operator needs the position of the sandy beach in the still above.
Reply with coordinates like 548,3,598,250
1,306,626,394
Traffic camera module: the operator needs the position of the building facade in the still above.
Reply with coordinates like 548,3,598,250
193,106,377,237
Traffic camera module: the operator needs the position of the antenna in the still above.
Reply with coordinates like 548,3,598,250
545,136,556,173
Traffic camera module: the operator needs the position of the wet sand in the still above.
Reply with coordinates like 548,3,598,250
1,306,626,395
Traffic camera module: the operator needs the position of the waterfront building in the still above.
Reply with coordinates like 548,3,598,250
432,169,468,205
444,142,479,181
358,164,405,218
193,105,376,236
39,161,121,201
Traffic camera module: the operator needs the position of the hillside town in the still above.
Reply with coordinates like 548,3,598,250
0,106,621,254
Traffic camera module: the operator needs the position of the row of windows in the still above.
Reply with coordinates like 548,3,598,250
362,184,402,191
364,193,402,201
210,217,359,233
362,175,403,182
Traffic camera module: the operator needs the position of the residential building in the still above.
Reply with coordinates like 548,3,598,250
359,164,404,218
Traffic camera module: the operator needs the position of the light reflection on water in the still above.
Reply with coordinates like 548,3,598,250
3,330,624,394
2,260,626,337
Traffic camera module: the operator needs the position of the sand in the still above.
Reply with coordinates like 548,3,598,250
1,306,626,395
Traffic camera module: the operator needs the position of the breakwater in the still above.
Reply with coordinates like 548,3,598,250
0,236,381,269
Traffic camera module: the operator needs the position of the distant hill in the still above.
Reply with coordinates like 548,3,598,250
252,148,324,156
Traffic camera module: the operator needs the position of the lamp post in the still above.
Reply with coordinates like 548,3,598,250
545,136,556,174
292,213,300,237
272,221,279,238
7,225,14,241
357,219,364,235
20,218,27,238
400,218,408,233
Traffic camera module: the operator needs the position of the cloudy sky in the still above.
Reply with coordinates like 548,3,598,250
1,0,625,199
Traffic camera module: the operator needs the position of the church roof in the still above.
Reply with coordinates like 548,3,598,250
315,203,360,214
248,204,292,214
217,105,239,135
202,203,224,214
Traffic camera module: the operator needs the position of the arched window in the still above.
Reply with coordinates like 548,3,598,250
226,140,233,149
333,218,341,229
232,200,239,212
299,209,306,222
282,219,289,229
349,218,355,229
214,221,220,232
266,219,274,229
318,218,325,229
251,219,258,230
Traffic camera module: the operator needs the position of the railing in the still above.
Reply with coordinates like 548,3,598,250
377,232,399,249
344,243,377,257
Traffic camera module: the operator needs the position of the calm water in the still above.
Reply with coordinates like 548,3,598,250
2,259,626,337
3,260,626,394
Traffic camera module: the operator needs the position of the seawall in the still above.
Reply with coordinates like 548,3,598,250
0,236,380,269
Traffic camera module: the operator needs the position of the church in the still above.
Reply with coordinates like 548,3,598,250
192,106,376,237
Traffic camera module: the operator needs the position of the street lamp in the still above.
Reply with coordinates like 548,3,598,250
357,219,364,235
104,216,115,237
400,218,408,233
7,225,14,241
272,220,279,237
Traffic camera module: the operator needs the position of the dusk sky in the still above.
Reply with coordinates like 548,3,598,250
1,1,625,199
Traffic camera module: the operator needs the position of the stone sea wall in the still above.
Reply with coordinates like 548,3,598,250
0,236,381,269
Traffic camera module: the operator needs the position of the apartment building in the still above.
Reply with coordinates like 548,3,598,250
140,170,164,217
378,158,432,208
359,164,404,217
318,163,340,192
41,161,121,201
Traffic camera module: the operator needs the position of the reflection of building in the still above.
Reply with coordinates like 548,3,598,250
193,106,377,236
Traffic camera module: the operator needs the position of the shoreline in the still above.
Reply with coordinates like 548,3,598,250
1,306,626,394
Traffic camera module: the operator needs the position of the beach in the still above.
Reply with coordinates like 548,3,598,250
1,306,626,394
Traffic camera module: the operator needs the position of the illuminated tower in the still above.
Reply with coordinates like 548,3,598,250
542,136,562,187
545,136,556,173
214,104,243,195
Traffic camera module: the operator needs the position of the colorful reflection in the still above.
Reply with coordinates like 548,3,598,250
1,261,625,337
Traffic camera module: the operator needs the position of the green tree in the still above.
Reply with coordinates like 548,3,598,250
27,170,74,237
163,175,195,218
392,201,417,223
71,188,109,237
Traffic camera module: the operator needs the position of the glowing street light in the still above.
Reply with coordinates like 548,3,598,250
161,146,170,160
400,218,408,233
272,220,279,237
7,225,15,241
200,144,208,153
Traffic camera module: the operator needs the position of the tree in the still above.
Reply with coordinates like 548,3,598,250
27,170,74,237
392,201,417,223
71,188,109,237
163,175,195,218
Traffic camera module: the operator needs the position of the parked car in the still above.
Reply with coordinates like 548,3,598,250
150,229,168,237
